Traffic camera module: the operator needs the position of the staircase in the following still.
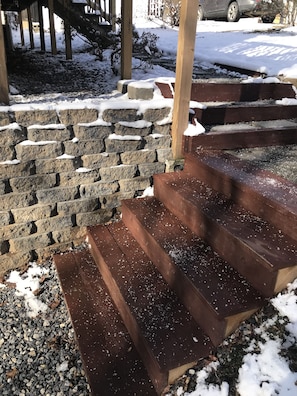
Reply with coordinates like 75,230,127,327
54,81,297,395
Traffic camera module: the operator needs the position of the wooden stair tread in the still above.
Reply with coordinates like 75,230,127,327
87,222,213,391
54,249,157,396
154,171,297,271
121,197,264,345
184,150,297,241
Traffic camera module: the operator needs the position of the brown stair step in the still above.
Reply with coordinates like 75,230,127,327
184,150,297,241
183,123,297,150
121,197,264,347
192,102,297,125
87,222,213,394
54,249,157,396
153,171,297,297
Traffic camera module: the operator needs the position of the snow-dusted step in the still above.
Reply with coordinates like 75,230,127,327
54,249,157,396
183,150,297,241
87,221,213,394
153,171,297,297
121,197,264,346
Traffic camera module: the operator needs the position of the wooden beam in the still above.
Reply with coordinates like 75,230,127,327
27,6,35,49
110,0,116,31
121,0,132,80
19,12,25,46
171,0,198,160
0,6,9,104
64,0,72,60
38,1,45,51
48,0,57,55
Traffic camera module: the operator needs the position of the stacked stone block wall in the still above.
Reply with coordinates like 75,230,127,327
0,99,173,274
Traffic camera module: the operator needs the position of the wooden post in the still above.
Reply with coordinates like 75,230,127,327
171,0,198,160
48,0,57,55
64,0,72,60
0,6,9,105
38,1,45,51
109,0,116,31
27,6,34,49
121,0,132,80
19,12,25,46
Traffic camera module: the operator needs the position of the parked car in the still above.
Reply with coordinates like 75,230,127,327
197,0,284,22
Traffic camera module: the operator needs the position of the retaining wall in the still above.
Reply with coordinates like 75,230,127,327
0,97,174,274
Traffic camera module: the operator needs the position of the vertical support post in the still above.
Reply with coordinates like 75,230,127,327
19,11,25,46
64,0,72,59
110,0,116,31
38,1,45,51
27,6,34,49
171,0,198,160
0,7,9,105
121,0,132,80
48,0,57,55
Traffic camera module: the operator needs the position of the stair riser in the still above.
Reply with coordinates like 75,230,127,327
193,105,297,125
184,154,297,241
183,128,297,151
87,229,167,394
154,176,277,297
122,202,238,346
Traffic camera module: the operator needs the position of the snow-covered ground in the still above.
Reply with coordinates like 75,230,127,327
2,6,297,396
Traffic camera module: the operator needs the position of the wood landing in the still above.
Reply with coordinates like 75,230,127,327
54,81,297,395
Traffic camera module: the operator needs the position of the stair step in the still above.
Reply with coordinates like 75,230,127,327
192,102,297,125
184,150,297,241
54,249,156,396
87,222,213,394
156,81,296,102
183,123,297,150
154,171,297,297
121,197,264,346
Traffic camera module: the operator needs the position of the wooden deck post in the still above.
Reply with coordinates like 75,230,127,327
171,0,198,160
0,5,9,105
64,0,72,60
121,0,132,80
38,1,46,51
48,0,57,55
27,6,35,49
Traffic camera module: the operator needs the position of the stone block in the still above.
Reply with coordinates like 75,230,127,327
58,108,98,125
57,198,99,215
58,168,101,187
0,146,15,161
27,124,72,142
12,204,54,223
0,221,34,240
102,108,140,123
15,141,63,161
51,226,86,245
105,135,144,153
157,148,173,163
120,149,156,165
81,152,119,169
0,211,11,226
114,120,152,137
14,109,58,127
35,157,81,174
0,160,35,178
138,162,165,177
1,191,36,211
119,176,151,193
36,186,79,204
128,81,154,100
73,123,112,140
143,107,171,123
100,191,134,209
0,251,32,276
10,173,57,192
117,79,134,94
63,139,105,156
80,180,119,198
153,123,172,135
35,215,74,233
99,164,137,181
9,232,52,253
0,110,12,127
0,124,26,146
144,134,171,150
76,209,113,226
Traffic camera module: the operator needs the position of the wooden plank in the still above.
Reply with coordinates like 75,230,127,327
171,0,198,159
38,1,45,52
27,6,34,49
0,4,9,105
64,0,72,60
121,0,132,79
18,12,25,46
48,0,57,55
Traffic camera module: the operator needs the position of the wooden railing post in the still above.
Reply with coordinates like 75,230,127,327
121,0,132,80
171,0,198,160
0,4,9,105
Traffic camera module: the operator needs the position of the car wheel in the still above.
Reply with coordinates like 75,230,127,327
197,5,204,21
262,15,275,23
227,1,240,22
